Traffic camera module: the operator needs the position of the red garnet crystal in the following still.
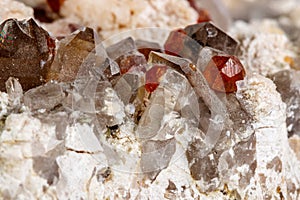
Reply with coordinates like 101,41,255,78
203,55,246,93
164,29,187,57
145,65,168,93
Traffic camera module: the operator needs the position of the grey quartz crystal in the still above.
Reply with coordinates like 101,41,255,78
269,69,300,137
184,22,238,55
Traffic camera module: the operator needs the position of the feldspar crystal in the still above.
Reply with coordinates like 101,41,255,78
0,18,55,91
47,27,96,82
269,70,300,137
203,55,246,93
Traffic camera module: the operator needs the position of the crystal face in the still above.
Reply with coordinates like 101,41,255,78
164,22,238,63
0,18,55,91
145,65,168,93
47,27,96,82
203,55,246,93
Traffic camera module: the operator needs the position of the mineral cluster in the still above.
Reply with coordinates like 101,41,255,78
0,0,300,199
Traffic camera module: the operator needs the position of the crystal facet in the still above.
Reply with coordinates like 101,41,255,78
0,18,55,91
203,55,246,93
47,27,96,82
145,65,168,93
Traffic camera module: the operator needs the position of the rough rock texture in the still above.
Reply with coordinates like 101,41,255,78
230,19,297,76
0,0,33,23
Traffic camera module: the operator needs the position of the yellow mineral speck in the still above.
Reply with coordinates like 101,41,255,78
284,56,295,67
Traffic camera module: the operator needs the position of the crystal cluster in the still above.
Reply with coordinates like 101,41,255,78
0,11,300,200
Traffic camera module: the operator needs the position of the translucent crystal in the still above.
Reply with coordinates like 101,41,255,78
135,39,162,60
47,27,96,82
140,138,176,180
184,22,238,55
106,37,136,60
95,81,125,128
5,77,23,108
269,70,300,137
0,18,55,91
23,82,65,111
136,68,199,140
203,55,246,93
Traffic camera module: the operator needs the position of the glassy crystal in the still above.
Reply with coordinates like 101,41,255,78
203,55,246,93
148,52,232,154
113,72,144,106
145,65,168,93
269,70,300,137
164,29,201,63
106,37,136,61
184,22,238,55
23,82,65,111
135,39,162,60
0,18,55,91
116,52,147,75
95,81,125,128
141,139,176,180
47,27,96,82
5,77,23,108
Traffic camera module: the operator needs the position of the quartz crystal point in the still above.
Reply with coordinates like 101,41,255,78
269,70,300,137
47,27,96,82
184,22,238,55
164,22,238,63
136,68,199,140
135,39,162,60
5,77,23,108
23,82,65,111
0,18,55,91
141,139,176,180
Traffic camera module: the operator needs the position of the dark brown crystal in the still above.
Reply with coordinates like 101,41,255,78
46,27,95,82
0,18,55,92
184,22,238,55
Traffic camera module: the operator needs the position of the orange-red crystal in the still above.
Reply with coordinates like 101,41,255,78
203,55,245,93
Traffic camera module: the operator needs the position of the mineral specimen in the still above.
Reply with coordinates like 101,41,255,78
0,18,55,91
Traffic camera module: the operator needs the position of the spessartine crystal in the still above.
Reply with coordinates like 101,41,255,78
203,55,246,93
